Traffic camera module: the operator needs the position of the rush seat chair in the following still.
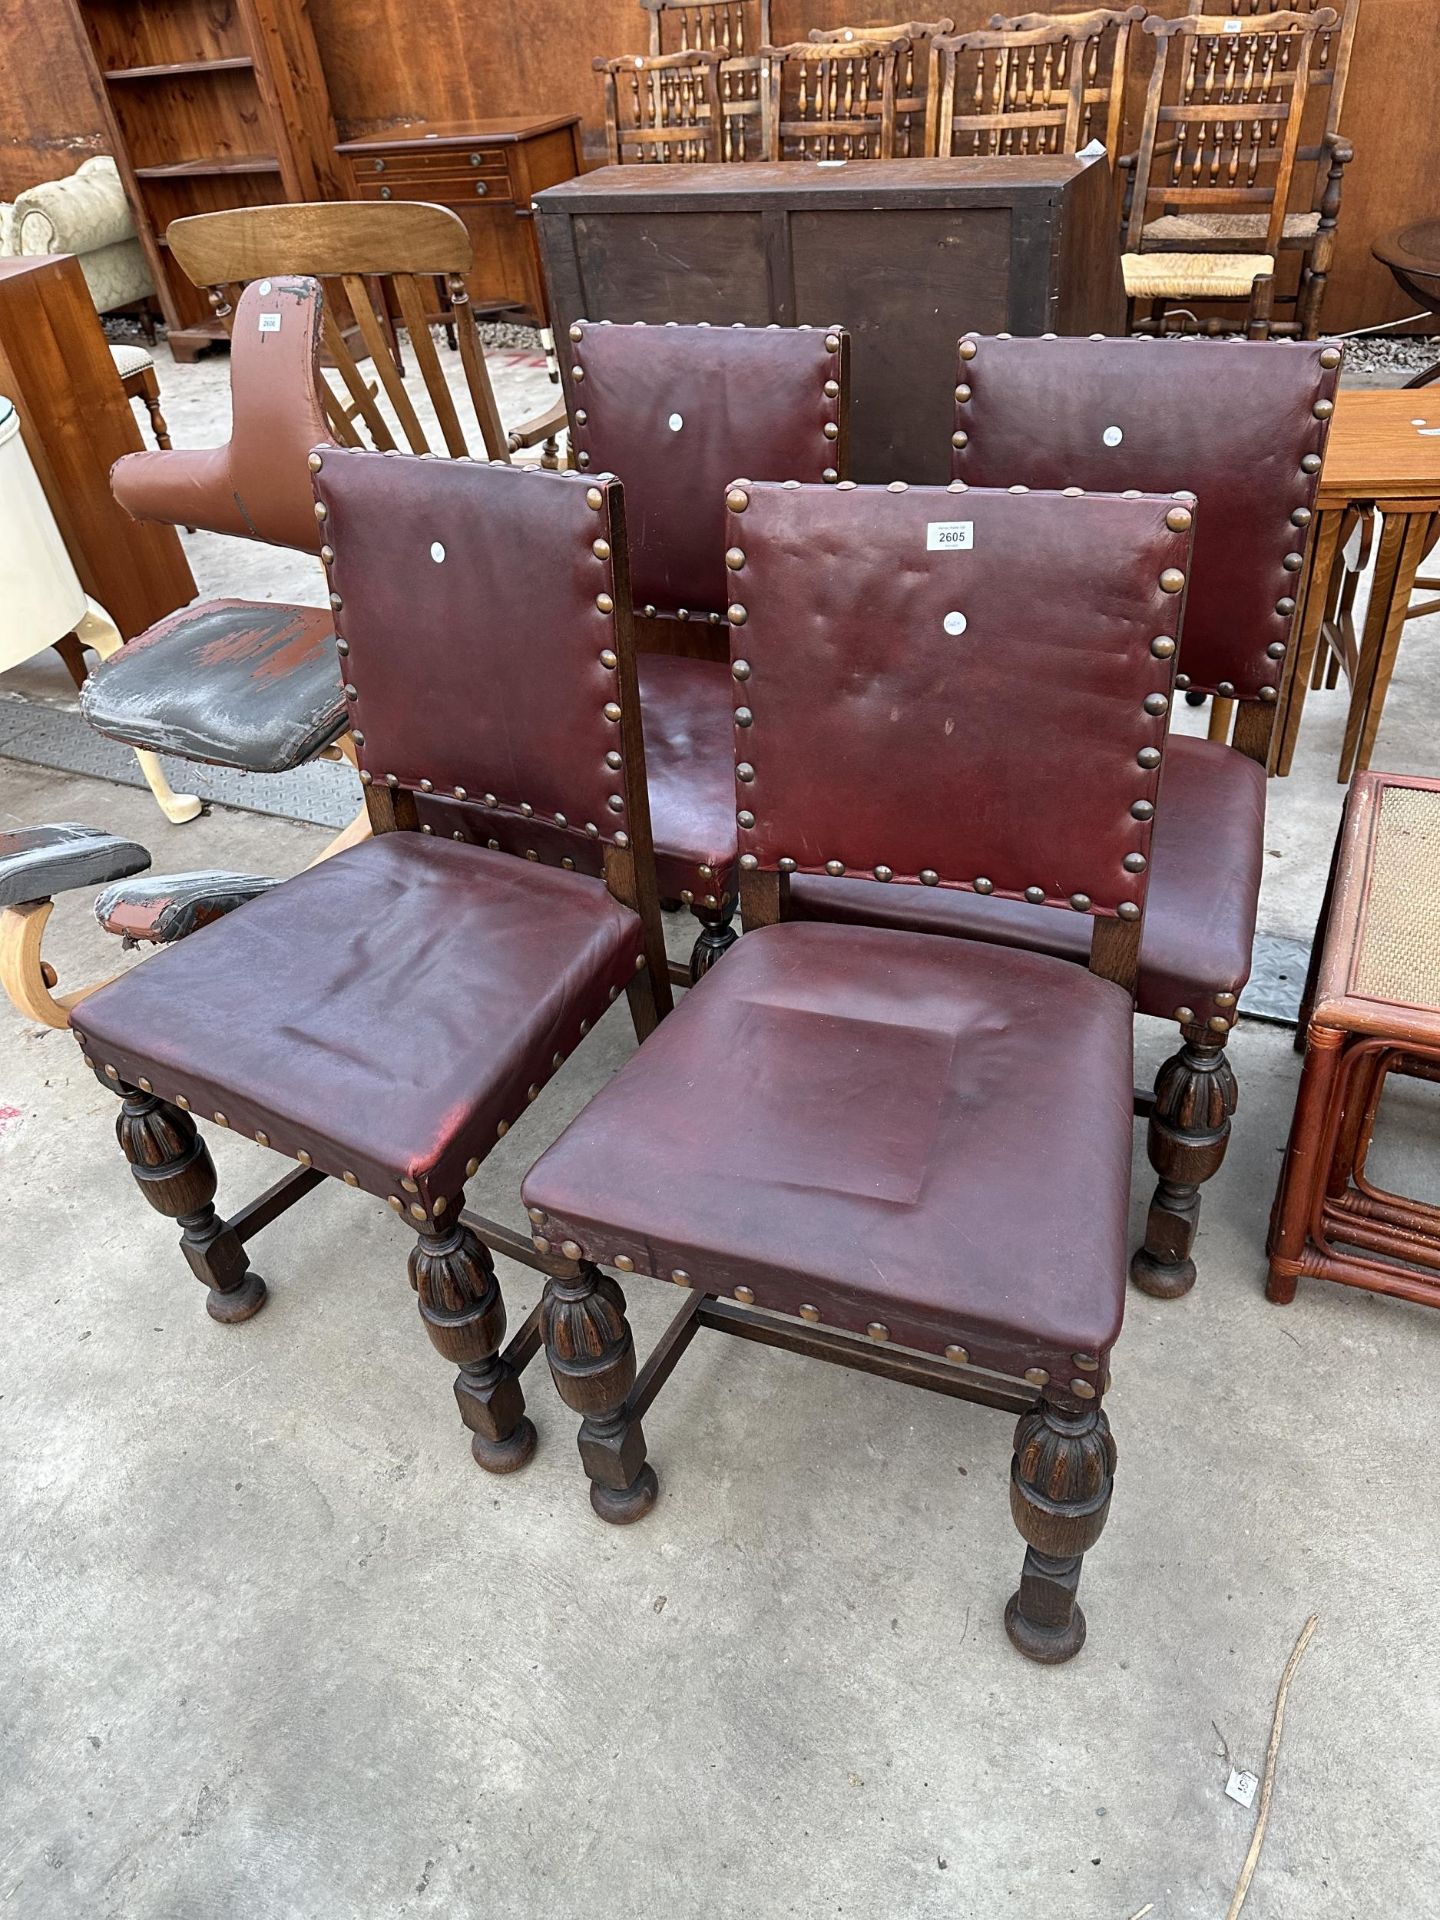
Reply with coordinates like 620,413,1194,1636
70,453,671,1474
788,333,1340,1299
520,479,1192,1661
564,317,850,979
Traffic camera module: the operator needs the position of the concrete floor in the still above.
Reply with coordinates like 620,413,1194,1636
2,342,1440,1917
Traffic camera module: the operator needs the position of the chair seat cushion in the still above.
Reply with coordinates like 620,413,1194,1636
1143,212,1321,248
80,599,345,773
108,342,155,378
788,736,1266,1026
72,836,646,1212
522,920,1135,1383
1122,251,1275,300
637,653,738,905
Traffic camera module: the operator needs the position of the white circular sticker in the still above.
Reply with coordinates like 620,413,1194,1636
943,611,968,636
1102,425,1124,447
258,279,272,295
668,412,684,432
430,542,446,563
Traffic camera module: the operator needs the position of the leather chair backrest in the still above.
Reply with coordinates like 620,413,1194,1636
112,275,335,552
312,450,650,867
951,335,1340,702
730,480,1190,926
567,320,848,622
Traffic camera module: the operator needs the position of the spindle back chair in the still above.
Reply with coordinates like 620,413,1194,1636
761,36,909,160
928,8,1143,160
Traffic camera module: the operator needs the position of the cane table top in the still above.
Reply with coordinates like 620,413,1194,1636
1316,771,1440,1039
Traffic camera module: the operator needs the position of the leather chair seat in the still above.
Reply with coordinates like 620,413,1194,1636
789,737,1266,1026
523,920,1135,1381
637,654,738,906
80,599,345,774
73,835,645,1213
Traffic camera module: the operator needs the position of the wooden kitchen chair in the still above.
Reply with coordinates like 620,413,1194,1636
565,317,850,979
761,37,908,161
641,0,772,160
787,332,1341,1300
1122,9,1338,338
71,451,671,1480
928,8,1143,162
519,479,1191,1663
166,200,566,467
596,50,727,166
810,20,954,156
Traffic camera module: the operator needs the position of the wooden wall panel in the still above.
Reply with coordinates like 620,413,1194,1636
0,0,1433,333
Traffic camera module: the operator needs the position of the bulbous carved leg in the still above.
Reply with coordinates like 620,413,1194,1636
115,1089,266,1322
689,896,738,984
1005,1401,1116,1665
410,1215,537,1474
541,1260,656,1524
1131,1024,1238,1300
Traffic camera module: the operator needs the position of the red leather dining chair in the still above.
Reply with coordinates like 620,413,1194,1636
70,453,671,1475
787,334,1341,1300
520,479,1193,1662
564,318,850,980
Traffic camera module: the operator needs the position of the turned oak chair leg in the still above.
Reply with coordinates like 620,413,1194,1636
1131,1021,1238,1299
113,1087,266,1322
541,1258,657,1524
410,1209,537,1474
135,366,173,452
1005,1400,1116,1665
689,893,738,983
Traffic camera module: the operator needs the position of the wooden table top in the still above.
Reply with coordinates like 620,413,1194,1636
1318,386,1440,507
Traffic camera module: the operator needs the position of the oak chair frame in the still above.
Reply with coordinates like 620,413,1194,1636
642,0,773,161
760,37,908,162
810,19,954,157
80,455,673,1480
166,200,567,467
596,48,727,167
927,8,1143,162
1123,9,1338,339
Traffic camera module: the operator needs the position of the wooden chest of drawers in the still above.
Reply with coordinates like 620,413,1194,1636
336,116,584,326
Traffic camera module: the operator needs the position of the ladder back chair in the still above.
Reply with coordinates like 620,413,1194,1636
71,451,671,1480
166,201,565,466
1188,0,1359,144
1122,9,1338,338
596,50,727,167
565,317,851,980
927,9,1143,162
810,20,954,157
789,332,1341,1300
761,37,909,161
520,480,1192,1661
641,0,773,161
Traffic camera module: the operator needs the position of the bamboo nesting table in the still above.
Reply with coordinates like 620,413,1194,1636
1274,388,1440,780
1268,771,1440,1310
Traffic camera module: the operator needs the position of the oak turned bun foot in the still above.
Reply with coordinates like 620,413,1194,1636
1129,1246,1197,1299
204,1271,268,1323
590,1463,658,1525
1005,1593,1087,1664
471,1415,539,1475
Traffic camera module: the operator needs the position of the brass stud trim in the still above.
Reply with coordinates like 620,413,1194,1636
1023,1367,1049,1387
866,1322,889,1343
734,1284,755,1304
615,1255,636,1272
799,1303,820,1322
944,1344,969,1365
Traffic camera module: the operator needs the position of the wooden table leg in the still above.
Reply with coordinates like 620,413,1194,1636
1275,506,1343,777
1340,509,1428,782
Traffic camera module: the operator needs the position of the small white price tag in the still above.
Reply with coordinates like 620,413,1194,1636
1226,1769,1259,1809
258,313,282,334
1223,16,1242,29
926,521,974,552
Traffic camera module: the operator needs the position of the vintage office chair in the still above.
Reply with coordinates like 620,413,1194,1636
760,37,909,161
810,20,954,156
71,452,671,1473
787,333,1341,1299
641,0,772,161
1122,10,1338,339
565,317,850,979
596,50,727,166
927,9,1142,162
520,480,1191,1663
167,200,567,469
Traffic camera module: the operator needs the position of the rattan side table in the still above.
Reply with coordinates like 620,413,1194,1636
1268,770,1440,1309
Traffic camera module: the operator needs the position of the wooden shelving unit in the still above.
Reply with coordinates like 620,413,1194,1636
65,0,344,360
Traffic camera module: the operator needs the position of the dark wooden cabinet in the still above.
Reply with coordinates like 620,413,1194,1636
337,117,584,327
537,155,1125,483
